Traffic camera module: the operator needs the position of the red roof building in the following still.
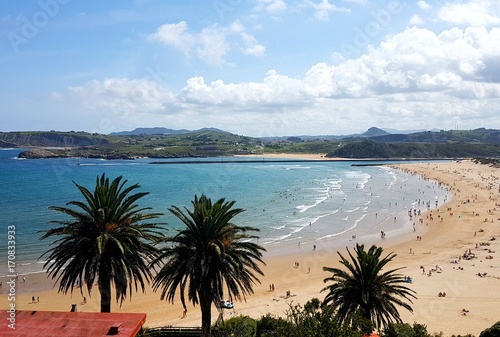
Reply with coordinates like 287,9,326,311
0,310,146,337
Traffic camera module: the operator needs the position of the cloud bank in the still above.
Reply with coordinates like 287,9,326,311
70,25,500,135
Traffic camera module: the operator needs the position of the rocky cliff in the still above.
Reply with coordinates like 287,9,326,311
0,132,110,148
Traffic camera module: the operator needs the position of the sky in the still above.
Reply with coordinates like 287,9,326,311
1,0,500,137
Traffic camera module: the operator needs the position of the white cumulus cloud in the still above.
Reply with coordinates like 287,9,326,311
301,0,350,21
409,14,424,25
69,78,176,114
254,0,287,13
147,21,195,54
437,0,500,26
148,21,265,66
417,1,432,10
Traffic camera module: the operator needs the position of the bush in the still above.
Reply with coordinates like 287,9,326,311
384,322,430,337
256,314,290,337
220,315,257,337
479,322,500,337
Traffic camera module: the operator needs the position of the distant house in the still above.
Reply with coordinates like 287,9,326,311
0,310,146,337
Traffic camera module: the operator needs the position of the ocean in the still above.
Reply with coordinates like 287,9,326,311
0,149,450,276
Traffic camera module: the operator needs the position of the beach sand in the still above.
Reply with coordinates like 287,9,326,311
1,159,499,336
234,153,345,160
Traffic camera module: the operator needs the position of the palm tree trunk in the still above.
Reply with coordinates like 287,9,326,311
99,274,112,313
200,294,212,337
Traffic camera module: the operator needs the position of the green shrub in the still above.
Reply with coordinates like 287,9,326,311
479,322,500,337
384,322,429,337
256,314,291,337
220,315,257,337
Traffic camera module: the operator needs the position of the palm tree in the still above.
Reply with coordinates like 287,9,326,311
151,194,266,337
322,244,416,332
40,174,164,312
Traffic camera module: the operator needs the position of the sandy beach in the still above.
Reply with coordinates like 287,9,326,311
2,159,499,336
234,153,346,160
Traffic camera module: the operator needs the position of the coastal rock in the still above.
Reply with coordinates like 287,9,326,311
17,148,64,159
17,149,137,160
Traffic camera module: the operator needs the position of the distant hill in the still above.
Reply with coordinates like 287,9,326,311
369,128,500,144
361,127,390,137
110,127,189,135
263,127,423,141
327,138,500,158
110,127,231,136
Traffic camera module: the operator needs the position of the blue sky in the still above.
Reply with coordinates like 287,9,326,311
1,0,500,136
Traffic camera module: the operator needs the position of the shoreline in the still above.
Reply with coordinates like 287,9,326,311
1,157,499,335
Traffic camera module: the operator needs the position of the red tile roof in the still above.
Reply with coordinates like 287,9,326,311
0,310,146,337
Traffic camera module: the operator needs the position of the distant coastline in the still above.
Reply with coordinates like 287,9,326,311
16,147,461,163
3,128,500,160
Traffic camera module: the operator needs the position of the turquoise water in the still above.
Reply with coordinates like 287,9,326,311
0,149,450,276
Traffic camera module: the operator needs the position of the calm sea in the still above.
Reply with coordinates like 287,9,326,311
0,149,450,276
